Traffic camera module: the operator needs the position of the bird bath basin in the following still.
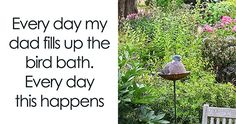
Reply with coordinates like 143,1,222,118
158,71,191,81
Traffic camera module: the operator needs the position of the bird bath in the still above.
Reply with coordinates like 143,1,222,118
158,71,190,81
158,71,190,124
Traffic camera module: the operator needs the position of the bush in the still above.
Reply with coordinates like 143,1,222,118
202,37,236,83
153,74,236,123
201,16,236,84
118,46,169,124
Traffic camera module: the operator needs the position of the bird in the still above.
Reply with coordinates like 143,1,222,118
161,55,186,75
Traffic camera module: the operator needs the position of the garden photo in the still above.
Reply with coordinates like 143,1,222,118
118,0,236,123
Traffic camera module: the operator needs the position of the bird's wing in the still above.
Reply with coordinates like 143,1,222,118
162,62,171,74
169,61,186,74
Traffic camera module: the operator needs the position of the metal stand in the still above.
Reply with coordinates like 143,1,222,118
173,80,177,124
158,71,190,124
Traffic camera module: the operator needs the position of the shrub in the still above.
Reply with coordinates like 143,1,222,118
201,16,236,84
202,36,236,83
153,73,236,123
118,46,169,124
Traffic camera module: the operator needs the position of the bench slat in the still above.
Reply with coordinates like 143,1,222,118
210,117,214,124
222,118,226,124
216,118,220,124
229,118,232,124
208,107,236,118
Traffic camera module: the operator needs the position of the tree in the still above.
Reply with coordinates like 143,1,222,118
118,0,138,19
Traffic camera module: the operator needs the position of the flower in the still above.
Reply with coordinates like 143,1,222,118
220,22,225,28
204,24,214,32
232,26,236,32
221,16,233,25
203,16,236,36
126,13,138,20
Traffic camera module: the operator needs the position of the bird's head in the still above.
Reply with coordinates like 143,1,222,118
172,55,181,61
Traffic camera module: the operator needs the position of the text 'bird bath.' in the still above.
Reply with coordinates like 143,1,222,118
158,55,190,124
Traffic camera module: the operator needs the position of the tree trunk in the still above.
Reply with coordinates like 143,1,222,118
118,0,138,19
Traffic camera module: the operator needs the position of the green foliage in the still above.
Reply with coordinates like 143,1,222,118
202,36,236,70
118,47,169,124
119,1,236,124
226,0,236,7
196,1,236,24
200,13,236,83
138,106,170,124
120,7,203,73
145,0,184,8
201,26,236,83
153,74,236,123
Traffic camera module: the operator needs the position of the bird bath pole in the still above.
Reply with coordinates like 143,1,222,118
173,80,177,124
158,72,190,124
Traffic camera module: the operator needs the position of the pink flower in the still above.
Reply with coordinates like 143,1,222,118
220,22,225,28
204,24,214,32
232,26,236,32
127,13,138,20
221,16,233,25
234,18,236,23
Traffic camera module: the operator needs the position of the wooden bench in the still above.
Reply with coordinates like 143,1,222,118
202,104,236,124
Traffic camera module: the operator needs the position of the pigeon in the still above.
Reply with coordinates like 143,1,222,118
162,55,186,74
